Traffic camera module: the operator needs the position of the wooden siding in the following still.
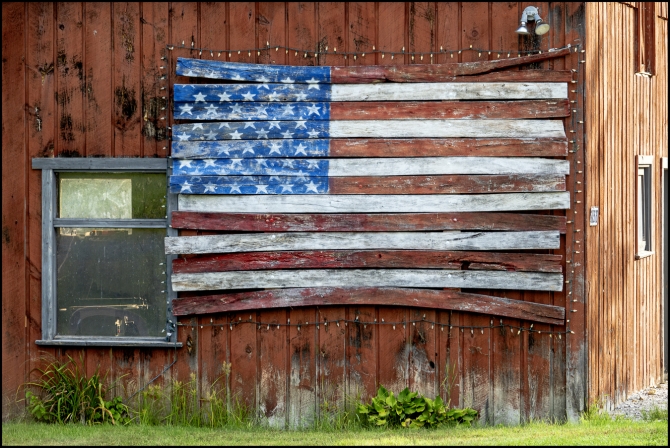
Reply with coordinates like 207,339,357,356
585,2,668,410
1,2,590,424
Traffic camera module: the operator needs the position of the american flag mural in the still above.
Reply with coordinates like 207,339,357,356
166,54,570,324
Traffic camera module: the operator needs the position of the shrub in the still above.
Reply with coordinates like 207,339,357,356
356,385,478,429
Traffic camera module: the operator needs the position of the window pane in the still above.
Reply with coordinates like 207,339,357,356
58,173,166,219
56,228,166,337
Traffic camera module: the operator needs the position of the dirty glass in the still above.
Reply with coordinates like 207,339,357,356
58,173,166,219
56,228,166,337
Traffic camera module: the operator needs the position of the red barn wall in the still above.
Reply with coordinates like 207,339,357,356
2,2,588,424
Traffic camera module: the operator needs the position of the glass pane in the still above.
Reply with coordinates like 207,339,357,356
56,228,166,337
58,173,166,219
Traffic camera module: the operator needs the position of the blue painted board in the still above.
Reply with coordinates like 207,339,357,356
173,121,329,141
169,175,328,194
171,140,330,158
177,57,331,83
174,101,330,120
172,158,328,176
174,84,331,102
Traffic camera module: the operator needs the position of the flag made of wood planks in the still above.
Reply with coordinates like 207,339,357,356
166,54,571,324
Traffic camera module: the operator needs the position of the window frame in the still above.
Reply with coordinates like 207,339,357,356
31,158,180,347
635,155,654,259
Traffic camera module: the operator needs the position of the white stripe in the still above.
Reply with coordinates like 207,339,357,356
326,157,569,176
165,230,560,255
178,192,570,213
329,120,565,139
331,82,567,101
171,269,564,291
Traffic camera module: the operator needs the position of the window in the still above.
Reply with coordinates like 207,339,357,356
31,158,180,347
636,155,654,259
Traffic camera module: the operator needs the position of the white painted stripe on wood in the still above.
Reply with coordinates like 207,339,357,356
177,192,571,213
330,83,568,101
165,230,560,255
171,269,564,292
326,157,569,176
328,120,566,139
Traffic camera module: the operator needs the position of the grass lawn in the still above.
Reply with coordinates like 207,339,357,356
2,418,668,446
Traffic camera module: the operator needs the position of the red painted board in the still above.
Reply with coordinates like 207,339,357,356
171,287,566,325
172,250,563,274
171,211,567,233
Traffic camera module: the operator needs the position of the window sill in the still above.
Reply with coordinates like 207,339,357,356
36,338,183,348
635,251,654,260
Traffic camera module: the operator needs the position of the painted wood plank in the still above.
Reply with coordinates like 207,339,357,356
171,119,566,140
171,138,568,159
177,192,571,213
173,99,570,120
171,269,564,292
173,83,567,102
172,250,563,274
170,212,567,233
174,48,571,82
164,230,560,255
168,174,566,195
171,287,565,325
171,157,570,176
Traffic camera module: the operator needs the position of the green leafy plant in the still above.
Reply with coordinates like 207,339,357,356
22,354,129,425
641,406,668,422
357,385,478,429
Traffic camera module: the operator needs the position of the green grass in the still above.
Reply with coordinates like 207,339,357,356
2,418,667,446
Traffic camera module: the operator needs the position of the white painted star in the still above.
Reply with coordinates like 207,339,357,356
229,184,242,193
281,130,294,139
268,122,281,130
281,76,295,83
179,104,193,115
180,180,193,193
203,159,217,167
218,122,231,129
304,181,319,193
307,129,320,138
177,132,192,141
256,75,270,83
205,104,219,115
255,159,268,168
203,182,217,193
294,92,308,101
268,142,282,155
306,104,320,116
255,185,269,194
242,144,255,154
294,143,307,155
230,130,243,139
269,175,282,182
241,91,256,101
193,92,207,102
192,123,204,130
267,91,280,101
280,184,294,193
282,159,295,168
295,170,308,181
243,122,256,129
255,128,269,139
282,103,295,115
184,70,196,77
205,130,217,140
258,83,270,90
306,159,320,169
217,92,231,101
179,160,193,169
295,120,307,130
230,104,243,114
232,74,244,81
229,159,243,169
306,77,321,89
216,146,231,156
254,105,268,116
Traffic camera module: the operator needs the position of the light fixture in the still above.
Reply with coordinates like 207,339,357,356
516,6,550,36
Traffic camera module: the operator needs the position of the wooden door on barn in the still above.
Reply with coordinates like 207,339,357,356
160,1,585,426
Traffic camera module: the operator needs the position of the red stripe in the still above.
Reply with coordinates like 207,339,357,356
170,212,567,233
172,250,562,274
171,287,565,325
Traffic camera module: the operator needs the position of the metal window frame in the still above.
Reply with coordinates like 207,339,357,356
31,158,181,348
635,155,654,259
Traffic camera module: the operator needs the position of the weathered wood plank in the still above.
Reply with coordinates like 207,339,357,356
173,82,568,102
173,99,570,120
171,157,570,176
171,138,568,159
174,48,571,82
170,211,567,233
171,250,563,274
164,231,561,255
171,119,566,140
177,192,571,213
168,174,566,195
171,287,565,324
